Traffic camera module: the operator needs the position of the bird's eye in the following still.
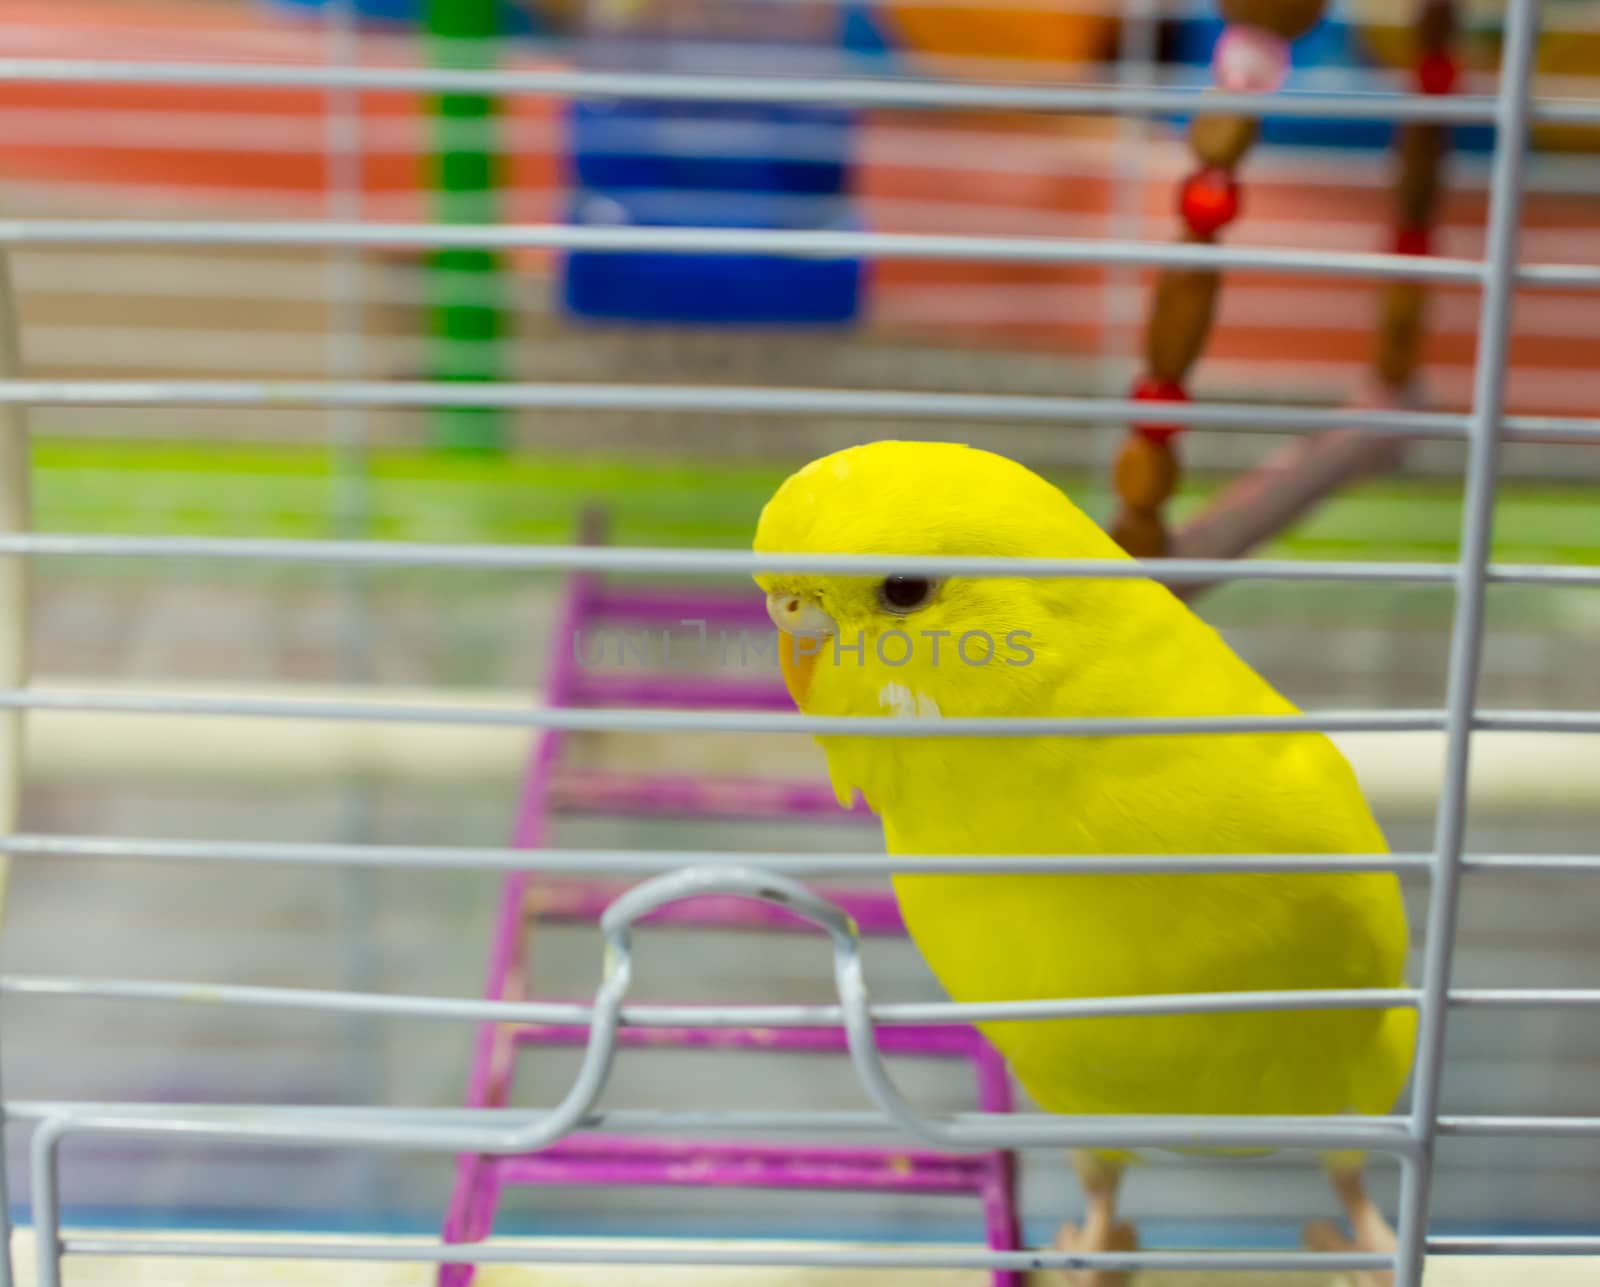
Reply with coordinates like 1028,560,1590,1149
877,575,936,613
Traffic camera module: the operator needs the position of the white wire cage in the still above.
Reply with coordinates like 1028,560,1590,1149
0,0,1598,1285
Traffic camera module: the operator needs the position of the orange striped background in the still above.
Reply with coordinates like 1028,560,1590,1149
3,0,1599,421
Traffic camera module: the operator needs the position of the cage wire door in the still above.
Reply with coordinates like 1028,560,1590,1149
0,0,1599,1285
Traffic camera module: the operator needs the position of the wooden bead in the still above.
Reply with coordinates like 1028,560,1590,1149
1115,433,1180,512
1396,123,1445,227
1129,375,1189,442
1180,167,1241,237
1394,225,1430,256
1145,268,1220,383
1417,49,1458,95
1189,113,1259,169
1217,0,1327,41
1111,506,1168,559
1376,281,1425,388
1418,0,1455,51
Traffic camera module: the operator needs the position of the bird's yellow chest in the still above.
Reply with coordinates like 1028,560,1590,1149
887,865,1405,1118
857,737,1410,1119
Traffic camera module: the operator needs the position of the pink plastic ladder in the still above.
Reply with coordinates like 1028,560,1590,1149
438,515,1023,1286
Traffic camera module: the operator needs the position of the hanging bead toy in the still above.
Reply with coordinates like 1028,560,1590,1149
1110,0,1454,560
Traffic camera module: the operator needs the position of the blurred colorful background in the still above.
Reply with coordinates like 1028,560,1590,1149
0,0,1597,1273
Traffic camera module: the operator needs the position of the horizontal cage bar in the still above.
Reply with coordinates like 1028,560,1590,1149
6,57,1597,126
15,1102,1600,1143
0,690,1447,734
1427,1236,1600,1254
0,834,1434,875
1,221,1598,287
1,688,1595,736
16,1104,1422,1153
5,381,1600,446
0,383,1470,436
8,835,1600,877
0,220,1503,283
54,1236,1396,1274
50,1232,1600,1267
0,534,1597,589
6,974,1596,1027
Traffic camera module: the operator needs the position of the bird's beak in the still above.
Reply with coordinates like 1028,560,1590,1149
766,591,836,708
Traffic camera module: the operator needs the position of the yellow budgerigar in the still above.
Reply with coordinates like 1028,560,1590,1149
752,440,1416,1287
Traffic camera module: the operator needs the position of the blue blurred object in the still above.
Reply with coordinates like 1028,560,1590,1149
267,0,889,51
569,101,854,199
271,0,886,327
841,1,894,60
558,5,867,327
265,0,543,35
559,101,865,325
560,189,865,326
1168,15,1493,153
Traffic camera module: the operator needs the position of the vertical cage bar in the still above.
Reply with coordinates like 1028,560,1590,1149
0,247,30,1287
1394,2,1542,1285
327,0,373,558
1096,0,1162,407
29,1120,65,1287
325,0,386,1221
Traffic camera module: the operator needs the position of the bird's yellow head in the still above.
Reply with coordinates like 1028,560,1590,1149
752,440,1144,722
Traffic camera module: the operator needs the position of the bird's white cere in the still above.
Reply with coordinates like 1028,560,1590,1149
878,682,942,719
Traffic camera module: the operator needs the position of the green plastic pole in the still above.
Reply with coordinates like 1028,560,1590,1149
424,0,507,453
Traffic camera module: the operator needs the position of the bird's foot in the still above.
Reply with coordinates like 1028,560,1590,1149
1052,1218,1139,1287
1302,1217,1395,1287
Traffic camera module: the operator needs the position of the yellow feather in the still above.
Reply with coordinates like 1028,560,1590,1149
754,440,1416,1163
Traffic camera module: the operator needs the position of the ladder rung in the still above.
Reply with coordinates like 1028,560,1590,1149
590,587,769,631
493,1137,994,1195
551,771,870,822
571,673,793,711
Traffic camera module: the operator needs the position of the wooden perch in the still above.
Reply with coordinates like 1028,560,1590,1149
577,502,612,549
1169,429,1410,602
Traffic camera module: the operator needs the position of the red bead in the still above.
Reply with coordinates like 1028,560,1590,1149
1395,226,1430,256
1130,376,1189,443
1417,50,1458,96
1179,167,1241,238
